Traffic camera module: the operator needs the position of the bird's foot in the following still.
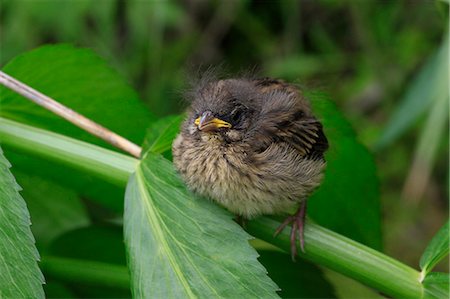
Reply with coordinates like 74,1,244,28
273,201,307,261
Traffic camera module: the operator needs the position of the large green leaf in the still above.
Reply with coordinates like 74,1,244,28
124,153,279,298
308,94,381,250
0,44,150,211
0,146,45,298
0,44,154,148
420,220,449,276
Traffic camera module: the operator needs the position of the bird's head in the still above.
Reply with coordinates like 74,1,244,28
184,79,258,143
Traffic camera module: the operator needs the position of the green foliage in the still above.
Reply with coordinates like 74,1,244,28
258,251,336,298
141,114,184,157
0,44,154,147
49,226,126,265
420,221,449,276
322,269,384,299
423,272,450,299
0,114,441,299
0,117,137,212
41,256,130,298
124,153,279,298
0,45,147,213
0,146,45,299
247,217,424,298
419,221,450,299
376,37,449,149
0,1,448,292
15,171,90,248
309,95,381,250
44,227,131,298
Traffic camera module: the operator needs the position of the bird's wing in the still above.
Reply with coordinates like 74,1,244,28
252,78,329,159
278,118,328,158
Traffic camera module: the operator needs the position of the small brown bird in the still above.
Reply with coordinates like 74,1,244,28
172,77,328,259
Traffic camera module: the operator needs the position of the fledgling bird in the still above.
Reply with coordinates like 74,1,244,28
172,77,328,259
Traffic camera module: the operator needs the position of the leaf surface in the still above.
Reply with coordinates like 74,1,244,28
0,146,45,298
0,44,151,211
124,153,279,298
308,94,382,249
1,44,154,148
420,220,449,275
423,272,450,299
141,114,184,156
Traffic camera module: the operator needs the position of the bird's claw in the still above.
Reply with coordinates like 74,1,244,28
273,201,307,261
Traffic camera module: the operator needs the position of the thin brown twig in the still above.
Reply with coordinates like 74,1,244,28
0,71,142,158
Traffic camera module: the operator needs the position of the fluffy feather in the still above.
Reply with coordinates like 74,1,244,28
172,77,328,218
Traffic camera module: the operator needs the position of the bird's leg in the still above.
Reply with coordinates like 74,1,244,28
273,200,307,261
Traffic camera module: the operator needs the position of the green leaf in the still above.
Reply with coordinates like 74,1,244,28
0,146,45,298
257,250,336,298
376,37,449,149
308,94,381,250
420,220,449,276
141,114,184,156
124,153,279,298
1,44,154,148
0,44,151,211
423,272,450,299
15,171,90,249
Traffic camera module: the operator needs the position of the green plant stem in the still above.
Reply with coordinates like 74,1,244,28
247,218,422,299
0,117,137,186
0,117,425,298
41,256,130,290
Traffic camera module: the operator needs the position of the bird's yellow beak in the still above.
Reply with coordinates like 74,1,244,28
194,111,232,132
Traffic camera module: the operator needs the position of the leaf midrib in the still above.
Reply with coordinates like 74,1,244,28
140,164,227,297
135,167,196,299
142,163,265,298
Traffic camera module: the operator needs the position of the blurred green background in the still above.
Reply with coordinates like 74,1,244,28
1,0,448,273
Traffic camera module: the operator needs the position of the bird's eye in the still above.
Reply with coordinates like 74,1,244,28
230,109,243,123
